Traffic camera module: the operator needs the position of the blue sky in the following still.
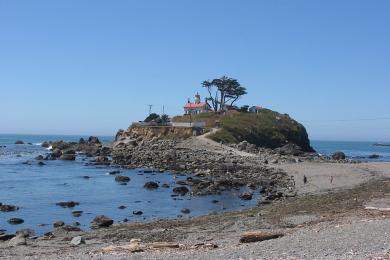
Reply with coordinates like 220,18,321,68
0,1,389,141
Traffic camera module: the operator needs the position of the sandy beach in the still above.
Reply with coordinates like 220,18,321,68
1,160,389,259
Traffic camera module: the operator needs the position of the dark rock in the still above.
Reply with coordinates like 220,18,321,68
115,175,130,183
133,210,143,215
91,215,113,229
72,211,83,217
53,221,65,228
173,186,189,195
7,218,24,225
88,136,101,144
79,138,86,144
118,205,126,210
239,192,253,200
161,183,170,188
15,140,24,144
368,154,380,159
51,149,62,158
332,151,346,160
35,155,45,160
59,154,76,161
181,208,191,214
108,170,121,175
0,234,15,241
16,229,35,238
0,204,19,212
56,201,80,208
41,141,50,148
38,161,46,166
95,156,111,165
144,181,159,189
274,143,303,156
62,225,82,232
82,176,90,179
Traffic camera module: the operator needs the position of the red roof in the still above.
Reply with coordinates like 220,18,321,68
184,102,208,109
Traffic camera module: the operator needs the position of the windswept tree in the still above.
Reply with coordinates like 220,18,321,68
202,76,247,112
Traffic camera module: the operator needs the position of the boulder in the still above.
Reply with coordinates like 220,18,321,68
62,225,82,232
16,229,35,238
15,140,24,145
173,186,189,195
7,218,24,225
8,234,27,247
41,141,50,148
133,210,143,215
144,181,159,189
95,156,111,165
115,175,130,183
239,192,253,201
91,215,113,229
70,236,85,246
274,143,303,156
53,221,65,228
0,204,19,212
181,208,191,214
56,201,80,208
88,136,101,144
35,155,45,160
72,211,83,217
60,154,76,161
368,154,380,159
51,149,62,158
0,234,15,241
332,151,346,160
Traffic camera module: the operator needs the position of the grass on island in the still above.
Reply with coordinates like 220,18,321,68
172,109,312,151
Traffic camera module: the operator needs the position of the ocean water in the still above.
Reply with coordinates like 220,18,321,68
0,134,258,235
311,140,390,161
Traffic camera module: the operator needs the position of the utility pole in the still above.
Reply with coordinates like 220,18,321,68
163,105,165,115
148,104,153,115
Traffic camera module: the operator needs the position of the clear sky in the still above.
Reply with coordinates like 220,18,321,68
1,0,389,141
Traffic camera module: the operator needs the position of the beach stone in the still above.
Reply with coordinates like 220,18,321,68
0,234,15,241
133,210,143,215
162,183,170,188
0,204,19,212
173,186,189,195
53,221,65,228
115,175,130,183
332,151,346,160
56,201,80,208
7,218,24,225
239,192,253,201
91,215,113,229
38,161,46,166
8,234,27,246
144,181,159,189
60,154,76,160
95,156,111,165
118,205,127,209
15,140,24,145
62,225,82,232
72,211,83,217
109,170,121,175
70,236,85,246
181,208,191,214
368,154,380,159
16,229,35,238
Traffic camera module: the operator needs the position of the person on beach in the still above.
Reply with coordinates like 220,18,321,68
330,176,334,184
303,175,307,184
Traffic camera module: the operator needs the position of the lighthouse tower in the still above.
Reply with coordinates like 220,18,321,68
194,93,201,104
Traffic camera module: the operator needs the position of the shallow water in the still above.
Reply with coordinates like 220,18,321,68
0,134,258,235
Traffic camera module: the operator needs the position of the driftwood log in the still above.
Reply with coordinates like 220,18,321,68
240,231,284,243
